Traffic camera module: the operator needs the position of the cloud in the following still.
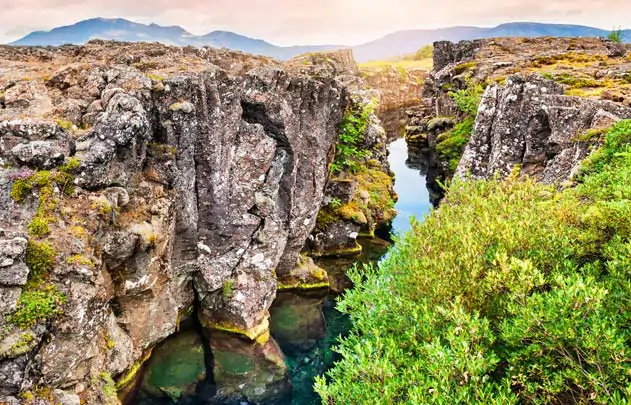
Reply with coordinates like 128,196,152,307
0,0,628,45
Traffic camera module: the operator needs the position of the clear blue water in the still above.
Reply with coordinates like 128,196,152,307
388,138,432,236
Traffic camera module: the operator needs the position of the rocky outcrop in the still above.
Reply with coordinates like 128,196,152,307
456,73,631,183
360,66,428,139
413,36,631,186
308,91,397,258
0,42,356,404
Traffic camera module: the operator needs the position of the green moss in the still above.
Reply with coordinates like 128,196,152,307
222,280,235,298
59,157,81,173
55,119,73,131
9,285,65,328
309,243,362,258
25,240,55,280
542,72,612,89
454,61,477,75
116,347,154,389
99,372,117,397
66,254,95,268
573,127,610,143
147,73,165,81
10,179,32,202
27,217,50,238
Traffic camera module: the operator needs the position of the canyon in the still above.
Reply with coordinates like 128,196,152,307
1,33,631,405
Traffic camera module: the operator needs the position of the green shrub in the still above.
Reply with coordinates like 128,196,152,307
435,117,475,171
316,120,631,404
9,286,65,328
448,78,485,116
331,98,373,174
434,77,484,172
608,27,625,43
414,45,433,60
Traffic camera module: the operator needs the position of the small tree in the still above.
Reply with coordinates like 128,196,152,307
608,26,625,43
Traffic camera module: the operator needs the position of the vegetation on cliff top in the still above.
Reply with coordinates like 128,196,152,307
316,120,631,404
435,77,485,171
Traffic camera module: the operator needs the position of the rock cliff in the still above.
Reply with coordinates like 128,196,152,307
0,42,385,404
410,36,631,185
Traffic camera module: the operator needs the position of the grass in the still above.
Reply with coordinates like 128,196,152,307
359,59,433,74
316,120,631,404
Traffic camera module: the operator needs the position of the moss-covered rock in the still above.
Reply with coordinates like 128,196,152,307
209,330,290,404
139,330,207,401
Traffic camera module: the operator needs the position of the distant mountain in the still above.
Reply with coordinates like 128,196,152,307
12,18,194,46
9,19,631,62
10,18,343,60
353,22,630,62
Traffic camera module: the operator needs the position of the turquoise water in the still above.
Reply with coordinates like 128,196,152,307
388,138,432,236
128,137,433,405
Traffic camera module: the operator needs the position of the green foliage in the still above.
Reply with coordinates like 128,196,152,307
448,78,485,116
435,117,475,171
434,78,484,171
542,72,612,89
608,27,625,43
222,280,235,299
55,119,74,131
13,169,75,239
27,217,50,238
331,98,373,174
25,240,55,281
9,286,65,328
413,45,433,60
99,372,117,398
454,61,477,75
317,120,631,404
329,197,342,209
59,157,81,173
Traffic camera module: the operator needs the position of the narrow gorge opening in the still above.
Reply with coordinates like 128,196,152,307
123,134,436,405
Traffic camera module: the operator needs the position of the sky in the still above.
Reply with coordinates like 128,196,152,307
0,0,630,45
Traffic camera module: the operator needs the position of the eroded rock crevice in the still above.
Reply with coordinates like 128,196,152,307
0,43,365,404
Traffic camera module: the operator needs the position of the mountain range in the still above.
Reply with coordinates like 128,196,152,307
9,18,631,62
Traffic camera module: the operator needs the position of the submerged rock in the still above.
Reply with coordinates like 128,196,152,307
269,292,326,351
208,331,290,404
140,330,207,401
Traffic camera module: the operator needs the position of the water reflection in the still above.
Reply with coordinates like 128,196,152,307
388,138,433,235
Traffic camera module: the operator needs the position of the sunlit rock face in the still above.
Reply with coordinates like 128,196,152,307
0,42,351,403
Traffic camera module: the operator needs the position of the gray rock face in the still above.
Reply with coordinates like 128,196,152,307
0,120,74,169
455,73,631,183
0,42,351,402
0,237,28,286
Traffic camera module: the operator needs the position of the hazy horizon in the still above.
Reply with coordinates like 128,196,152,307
1,0,629,46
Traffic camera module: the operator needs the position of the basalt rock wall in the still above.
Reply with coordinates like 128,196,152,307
0,42,354,404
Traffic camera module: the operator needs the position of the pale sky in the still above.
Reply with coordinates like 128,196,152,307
0,0,629,45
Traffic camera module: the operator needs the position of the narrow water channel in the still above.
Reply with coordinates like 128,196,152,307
126,137,433,405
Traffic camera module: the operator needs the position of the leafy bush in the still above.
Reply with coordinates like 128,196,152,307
330,98,373,174
413,45,433,60
316,120,631,404
448,78,485,116
9,286,66,328
608,27,625,43
434,78,484,171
